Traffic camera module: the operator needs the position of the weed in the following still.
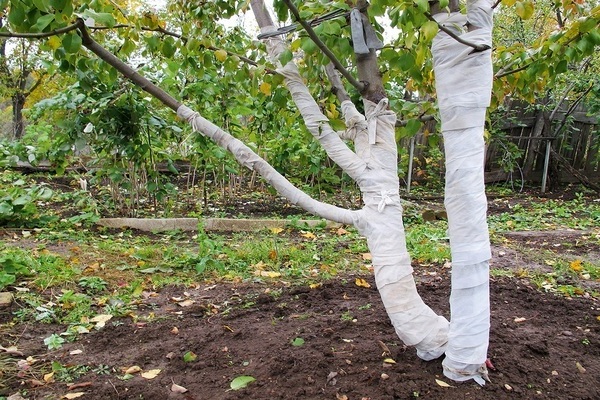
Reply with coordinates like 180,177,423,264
78,276,109,293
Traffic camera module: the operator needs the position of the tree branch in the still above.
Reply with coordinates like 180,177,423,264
0,23,80,38
282,0,365,93
425,12,491,52
77,19,181,111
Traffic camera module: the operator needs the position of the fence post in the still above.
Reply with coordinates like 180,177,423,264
407,136,415,193
541,138,552,193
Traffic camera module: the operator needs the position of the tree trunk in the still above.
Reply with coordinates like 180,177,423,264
12,92,25,139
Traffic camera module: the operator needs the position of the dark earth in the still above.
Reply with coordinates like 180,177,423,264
1,182,600,399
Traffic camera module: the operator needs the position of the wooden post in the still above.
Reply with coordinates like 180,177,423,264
541,138,552,193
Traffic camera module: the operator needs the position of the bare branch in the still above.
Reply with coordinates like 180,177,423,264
0,23,80,38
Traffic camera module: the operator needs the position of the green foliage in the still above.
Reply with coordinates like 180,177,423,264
0,173,53,226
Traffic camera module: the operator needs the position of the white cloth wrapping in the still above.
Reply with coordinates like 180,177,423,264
432,0,494,385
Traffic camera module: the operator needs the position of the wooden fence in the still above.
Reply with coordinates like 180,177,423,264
403,100,599,191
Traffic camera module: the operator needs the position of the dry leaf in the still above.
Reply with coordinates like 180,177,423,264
177,300,195,307
61,393,85,399
362,253,372,261
570,259,583,272
0,345,24,356
123,366,141,374
43,372,54,383
514,317,527,323
255,271,281,278
301,232,316,239
336,228,348,235
171,327,179,334
270,227,284,234
435,379,454,388
90,314,112,328
576,362,586,373
171,383,188,393
141,369,161,379
268,249,278,260
309,283,322,289
336,394,348,400
383,358,396,364
355,278,371,288
70,349,83,355
504,383,513,391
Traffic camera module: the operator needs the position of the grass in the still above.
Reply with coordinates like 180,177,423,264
1,172,599,346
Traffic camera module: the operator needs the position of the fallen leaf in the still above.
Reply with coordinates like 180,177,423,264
70,349,83,355
177,300,195,307
435,379,454,388
141,369,161,379
336,393,349,400
362,253,372,261
301,231,316,239
309,283,322,289
255,271,281,278
514,317,527,323
90,314,113,328
380,373,389,380
171,383,188,393
327,371,338,384
268,249,278,260
171,327,179,334
355,278,371,288
576,362,586,373
504,383,513,391
270,227,284,234
570,259,583,272
43,372,54,383
291,337,305,347
123,366,141,374
61,393,85,399
0,345,24,356
383,358,396,364
230,375,256,390
377,340,391,357
336,228,348,235
183,351,197,362
68,382,93,390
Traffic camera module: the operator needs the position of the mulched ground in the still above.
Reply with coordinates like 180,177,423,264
2,270,599,400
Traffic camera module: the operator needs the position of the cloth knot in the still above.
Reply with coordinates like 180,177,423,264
366,98,390,145
376,190,399,213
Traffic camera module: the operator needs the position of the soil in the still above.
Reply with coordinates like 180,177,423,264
1,268,599,399
1,182,600,399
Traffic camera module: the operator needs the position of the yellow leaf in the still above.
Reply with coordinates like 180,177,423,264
47,36,62,50
362,253,372,261
570,259,583,272
141,369,161,379
256,271,281,278
435,378,454,388
596,316,600,321
383,358,396,364
61,393,85,399
309,283,322,289
43,372,54,383
259,82,272,96
123,365,142,374
355,278,371,288
214,49,227,62
270,227,284,234
336,228,348,235
90,314,113,328
301,232,316,239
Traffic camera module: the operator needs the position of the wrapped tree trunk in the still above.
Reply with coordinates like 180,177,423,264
250,2,449,360
432,0,494,385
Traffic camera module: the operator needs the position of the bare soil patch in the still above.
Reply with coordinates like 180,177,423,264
2,273,599,400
